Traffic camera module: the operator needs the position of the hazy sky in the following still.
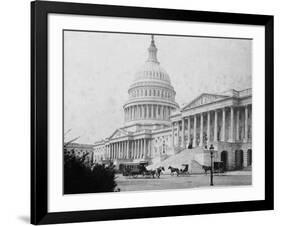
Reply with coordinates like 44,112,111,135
64,31,251,144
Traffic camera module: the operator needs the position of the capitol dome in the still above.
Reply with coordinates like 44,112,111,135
123,35,179,127
134,62,171,84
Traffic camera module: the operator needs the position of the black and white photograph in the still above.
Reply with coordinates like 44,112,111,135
63,31,252,194
0,0,277,225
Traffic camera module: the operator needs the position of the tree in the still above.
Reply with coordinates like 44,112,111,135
64,150,117,194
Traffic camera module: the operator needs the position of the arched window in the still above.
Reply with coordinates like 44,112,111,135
153,90,156,96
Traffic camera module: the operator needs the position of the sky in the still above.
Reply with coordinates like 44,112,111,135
64,31,252,144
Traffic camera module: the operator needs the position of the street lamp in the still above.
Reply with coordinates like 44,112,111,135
209,144,215,186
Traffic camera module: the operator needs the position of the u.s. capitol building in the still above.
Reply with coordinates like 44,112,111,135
69,36,252,171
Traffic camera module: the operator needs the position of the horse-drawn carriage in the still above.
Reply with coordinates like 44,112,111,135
120,162,164,178
202,161,225,174
168,164,189,176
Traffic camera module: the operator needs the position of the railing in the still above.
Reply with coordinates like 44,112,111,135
239,88,252,97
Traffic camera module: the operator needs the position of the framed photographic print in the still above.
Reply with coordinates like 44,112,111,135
31,0,274,224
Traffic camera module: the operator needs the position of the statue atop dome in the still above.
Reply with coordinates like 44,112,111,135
147,34,159,64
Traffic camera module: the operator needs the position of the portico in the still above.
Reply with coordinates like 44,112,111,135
171,89,252,149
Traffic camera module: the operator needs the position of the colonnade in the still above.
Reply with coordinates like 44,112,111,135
104,139,151,160
124,104,172,121
172,105,252,148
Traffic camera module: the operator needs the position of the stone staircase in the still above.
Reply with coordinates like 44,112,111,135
173,146,185,154
148,146,214,174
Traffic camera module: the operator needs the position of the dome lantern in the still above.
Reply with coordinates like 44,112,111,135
147,35,159,64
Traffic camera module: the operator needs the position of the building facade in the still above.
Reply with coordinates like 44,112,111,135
80,36,252,171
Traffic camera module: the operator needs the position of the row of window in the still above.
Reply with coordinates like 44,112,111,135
125,105,171,120
130,88,173,99
137,70,168,80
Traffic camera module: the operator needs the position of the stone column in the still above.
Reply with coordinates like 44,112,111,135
244,105,248,142
171,122,175,148
144,139,147,158
120,143,123,159
114,143,116,159
135,140,138,159
119,142,121,159
136,140,139,159
111,144,113,159
207,111,210,145
125,142,128,159
138,140,140,158
112,143,114,159
115,143,117,159
187,117,191,146
193,115,197,147
131,140,135,159
199,113,204,146
229,107,234,142
134,140,137,159
108,145,110,159
236,108,240,141
138,106,140,119
214,110,218,142
222,108,226,142
140,106,142,119
116,143,118,159
111,144,113,160
139,139,143,158
118,142,120,159
146,105,149,119
177,121,180,146
182,118,185,148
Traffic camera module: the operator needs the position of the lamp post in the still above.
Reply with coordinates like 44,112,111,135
209,144,214,186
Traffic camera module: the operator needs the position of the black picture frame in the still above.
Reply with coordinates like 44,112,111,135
31,1,274,224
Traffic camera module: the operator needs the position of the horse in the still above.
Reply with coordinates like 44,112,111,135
202,165,211,175
179,164,189,175
168,166,180,176
155,166,165,178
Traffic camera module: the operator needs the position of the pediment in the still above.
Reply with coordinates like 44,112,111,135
182,93,228,110
109,128,128,140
